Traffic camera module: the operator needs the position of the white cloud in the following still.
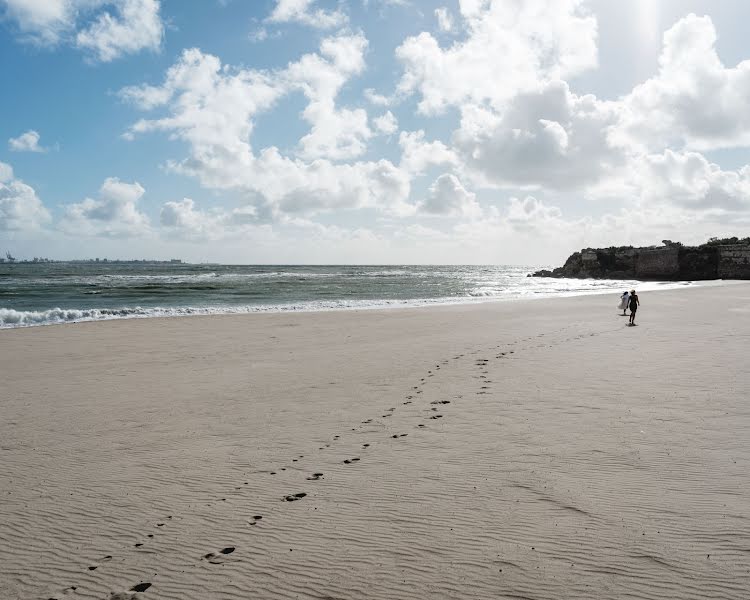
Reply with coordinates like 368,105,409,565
453,80,625,190
1,0,164,61
434,7,453,32
76,0,163,62
636,150,750,211
267,0,347,29
505,195,564,232
0,161,51,231
59,177,150,237
398,129,457,175
373,111,398,135
363,88,393,106
160,198,262,241
123,34,372,163
287,33,372,160
395,0,598,114
1,0,72,45
249,27,269,43
0,162,13,182
418,173,480,217
615,14,750,151
8,130,46,153
122,34,413,219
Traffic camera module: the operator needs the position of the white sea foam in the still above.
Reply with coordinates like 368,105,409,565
0,278,716,329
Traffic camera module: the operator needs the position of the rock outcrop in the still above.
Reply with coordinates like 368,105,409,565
531,238,750,280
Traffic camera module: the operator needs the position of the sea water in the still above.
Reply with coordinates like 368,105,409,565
0,262,691,328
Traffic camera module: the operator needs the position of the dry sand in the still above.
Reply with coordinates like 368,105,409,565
1,283,749,600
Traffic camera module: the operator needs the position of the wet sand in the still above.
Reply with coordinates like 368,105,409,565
1,283,749,599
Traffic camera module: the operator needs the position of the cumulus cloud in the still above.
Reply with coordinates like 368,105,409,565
395,0,597,114
373,111,398,135
636,150,750,211
0,161,51,231
59,177,150,237
1,0,164,61
418,173,480,217
288,33,373,160
363,88,393,106
267,0,347,29
76,0,163,62
122,34,412,218
505,195,564,232
122,34,371,162
615,14,750,151
398,130,457,175
160,198,263,241
8,130,46,153
0,162,12,182
454,80,625,190
1,0,72,44
434,7,453,33
112,2,750,253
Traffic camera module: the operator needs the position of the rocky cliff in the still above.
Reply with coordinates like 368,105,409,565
531,238,750,280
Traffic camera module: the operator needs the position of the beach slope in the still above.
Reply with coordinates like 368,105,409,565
1,283,749,599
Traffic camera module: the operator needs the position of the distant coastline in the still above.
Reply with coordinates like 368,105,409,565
0,256,183,265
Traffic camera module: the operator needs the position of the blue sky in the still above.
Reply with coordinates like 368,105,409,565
2,0,750,263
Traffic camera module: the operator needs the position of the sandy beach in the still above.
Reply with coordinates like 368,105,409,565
1,283,749,600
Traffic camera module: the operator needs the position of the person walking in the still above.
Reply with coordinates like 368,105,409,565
618,290,630,315
628,290,640,325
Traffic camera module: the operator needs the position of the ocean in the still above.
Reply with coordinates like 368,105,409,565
0,262,688,328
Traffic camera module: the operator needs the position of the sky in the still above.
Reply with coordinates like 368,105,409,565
1,0,750,264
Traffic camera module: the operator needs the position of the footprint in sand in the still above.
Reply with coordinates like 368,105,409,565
306,472,324,481
49,584,79,599
284,492,307,502
430,400,450,405
106,582,152,599
390,434,408,438
362,443,370,448
430,415,443,419
249,515,263,525
343,458,360,464
88,555,113,570
203,547,236,564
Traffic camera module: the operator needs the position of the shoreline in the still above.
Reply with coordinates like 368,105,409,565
0,277,741,331
2,282,749,599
